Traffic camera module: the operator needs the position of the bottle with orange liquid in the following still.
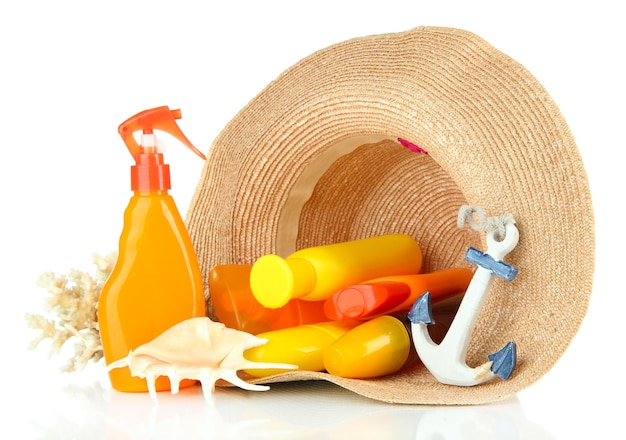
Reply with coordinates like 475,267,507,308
209,264,328,334
323,267,474,320
98,106,206,393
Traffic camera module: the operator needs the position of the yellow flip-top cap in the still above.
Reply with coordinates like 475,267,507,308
250,255,316,308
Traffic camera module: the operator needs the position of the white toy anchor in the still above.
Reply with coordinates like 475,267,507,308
408,207,519,386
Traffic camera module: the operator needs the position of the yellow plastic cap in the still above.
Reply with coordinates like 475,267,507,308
250,255,316,308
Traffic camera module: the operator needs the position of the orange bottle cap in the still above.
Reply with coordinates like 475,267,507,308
324,281,411,320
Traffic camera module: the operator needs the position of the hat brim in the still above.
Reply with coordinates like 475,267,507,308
186,26,594,404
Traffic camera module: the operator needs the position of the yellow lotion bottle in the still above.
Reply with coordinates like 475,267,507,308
250,234,422,308
98,106,206,393
244,320,360,377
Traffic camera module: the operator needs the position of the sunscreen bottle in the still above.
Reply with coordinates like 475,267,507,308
209,264,327,334
323,315,410,378
243,320,360,377
324,267,473,320
250,234,422,308
98,106,206,393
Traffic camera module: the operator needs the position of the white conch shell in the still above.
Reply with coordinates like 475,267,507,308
107,317,296,404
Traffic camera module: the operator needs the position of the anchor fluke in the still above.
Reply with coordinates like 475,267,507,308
408,291,434,325
487,341,517,380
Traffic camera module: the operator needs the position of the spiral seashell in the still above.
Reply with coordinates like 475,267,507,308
107,317,296,404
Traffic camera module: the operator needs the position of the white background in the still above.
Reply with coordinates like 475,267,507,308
1,1,623,439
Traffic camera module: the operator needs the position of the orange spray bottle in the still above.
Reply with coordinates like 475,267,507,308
98,106,206,393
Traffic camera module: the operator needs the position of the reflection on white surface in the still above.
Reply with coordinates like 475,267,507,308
20,366,554,440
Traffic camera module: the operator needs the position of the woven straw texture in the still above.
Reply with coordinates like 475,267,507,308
186,26,594,404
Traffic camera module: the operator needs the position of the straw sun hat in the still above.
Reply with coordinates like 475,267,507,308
186,26,594,405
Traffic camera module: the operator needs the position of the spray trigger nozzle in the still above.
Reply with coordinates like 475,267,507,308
119,106,205,192
118,106,206,160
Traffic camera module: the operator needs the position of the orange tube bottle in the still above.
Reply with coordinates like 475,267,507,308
98,106,206,393
209,264,327,334
324,267,474,320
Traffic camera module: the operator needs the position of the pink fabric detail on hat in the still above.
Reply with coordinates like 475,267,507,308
398,138,427,154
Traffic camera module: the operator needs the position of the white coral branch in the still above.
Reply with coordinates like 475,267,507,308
25,252,116,372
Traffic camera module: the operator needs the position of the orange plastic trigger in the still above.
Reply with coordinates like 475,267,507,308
118,106,206,160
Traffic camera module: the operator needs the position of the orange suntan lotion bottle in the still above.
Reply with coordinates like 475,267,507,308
324,267,474,320
98,106,206,393
209,264,327,334
249,234,422,309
